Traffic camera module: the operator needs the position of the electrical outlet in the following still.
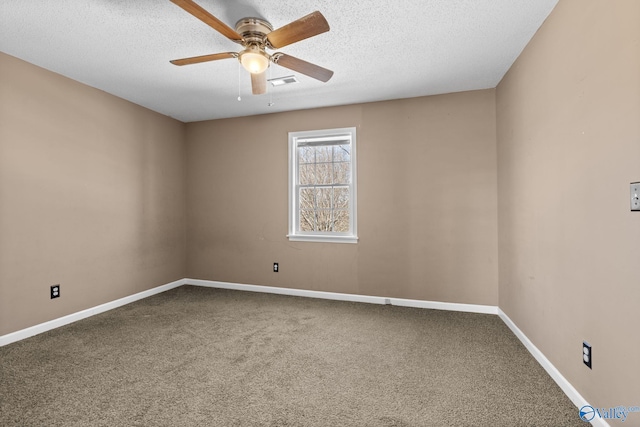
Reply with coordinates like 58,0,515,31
51,285,60,299
583,341,592,369
273,262,279,272
631,182,640,211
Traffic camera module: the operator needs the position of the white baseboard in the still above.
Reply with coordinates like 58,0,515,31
185,278,498,315
0,278,186,347
390,296,497,314
186,278,386,304
498,309,608,427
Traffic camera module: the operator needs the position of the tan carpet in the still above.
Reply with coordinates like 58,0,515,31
0,285,583,426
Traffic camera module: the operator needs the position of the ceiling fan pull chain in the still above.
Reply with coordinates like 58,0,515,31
268,65,274,107
237,61,242,101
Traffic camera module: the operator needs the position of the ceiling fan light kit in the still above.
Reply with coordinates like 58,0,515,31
239,46,270,74
169,0,333,95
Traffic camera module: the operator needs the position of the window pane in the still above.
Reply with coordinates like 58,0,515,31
333,209,350,232
298,146,315,164
315,163,333,185
317,188,332,210
333,161,350,184
333,187,350,209
299,210,315,231
299,164,315,185
316,209,332,231
300,188,317,209
315,146,332,163
333,145,351,162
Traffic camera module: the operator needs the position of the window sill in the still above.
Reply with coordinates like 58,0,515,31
287,234,358,244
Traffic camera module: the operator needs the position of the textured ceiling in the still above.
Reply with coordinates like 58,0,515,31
0,0,558,123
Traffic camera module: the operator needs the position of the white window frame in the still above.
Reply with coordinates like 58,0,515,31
288,127,358,244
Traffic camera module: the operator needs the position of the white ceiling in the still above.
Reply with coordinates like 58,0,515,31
0,0,558,123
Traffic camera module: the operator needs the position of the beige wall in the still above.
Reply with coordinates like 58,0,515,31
497,0,640,406
0,52,187,335
186,90,499,305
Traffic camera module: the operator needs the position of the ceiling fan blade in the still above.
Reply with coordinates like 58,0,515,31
251,71,267,95
170,0,243,43
273,53,333,83
170,52,237,66
266,11,329,49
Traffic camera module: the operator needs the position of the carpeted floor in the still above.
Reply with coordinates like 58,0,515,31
0,286,583,426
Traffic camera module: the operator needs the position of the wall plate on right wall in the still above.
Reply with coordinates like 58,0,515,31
631,182,640,211
583,341,592,369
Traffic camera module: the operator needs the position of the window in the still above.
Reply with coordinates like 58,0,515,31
288,127,357,243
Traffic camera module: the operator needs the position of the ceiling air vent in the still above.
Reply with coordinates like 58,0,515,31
268,75,298,87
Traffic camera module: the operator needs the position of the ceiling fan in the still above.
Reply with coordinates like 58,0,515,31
169,0,334,95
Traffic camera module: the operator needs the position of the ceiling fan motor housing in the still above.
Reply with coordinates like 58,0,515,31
235,18,273,44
